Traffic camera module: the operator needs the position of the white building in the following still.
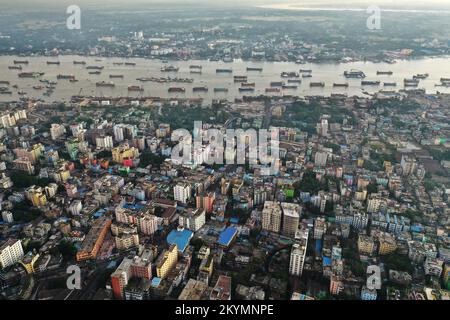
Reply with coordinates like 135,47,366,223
68,200,83,215
289,228,309,276
178,208,206,232
174,183,191,204
96,135,114,150
50,123,66,140
1,211,13,223
314,151,328,166
0,239,24,269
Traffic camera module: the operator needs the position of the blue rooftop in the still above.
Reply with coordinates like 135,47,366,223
151,277,162,287
167,229,194,252
218,227,238,247
323,256,332,267
230,217,239,224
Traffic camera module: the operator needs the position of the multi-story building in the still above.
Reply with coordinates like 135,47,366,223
281,202,301,238
111,249,153,299
289,227,309,276
0,239,24,269
25,186,47,207
174,183,191,204
1,211,13,223
178,208,205,232
112,143,139,164
13,157,35,174
313,216,327,240
115,233,140,251
196,192,215,213
358,234,375,256
262,201,282,233
96,135,114,150
361,286,377,300
156,244,178,279
76,218,112,262
50,123,66,140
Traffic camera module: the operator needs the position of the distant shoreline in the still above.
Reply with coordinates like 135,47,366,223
257,4,450,15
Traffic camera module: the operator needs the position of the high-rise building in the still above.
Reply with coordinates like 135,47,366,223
96,135,114,149
174,183,191,204
281,202,301,238
111,249,153,299
156,244,178,279
262,201,282,233
0,239,24,269
178,208,206,232
289,227,309,276
50,123,66,140
1,211,13,223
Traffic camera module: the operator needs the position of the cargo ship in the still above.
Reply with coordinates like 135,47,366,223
190,70,202,74
383,82,397,87
299,69,312,73
0,90,12,95
310,82,325,87
288,79,302,84
69,79,79,83
161,66,179,72
282,85,298,89
234,76,248,83
0,81,10,85
189,65,202,70
19,72,44,78
376,71,393,75
239,87,255,92
404,79,419,87
125,62,136,66
8,66,22,70
214,88,229,92
128,86,144,92
302,74,313,78
193,86,208,92
96,81,115,88
361,80,381,86
241,82,255,87
32,85,44,90
440,77,450,82
270,81,284,87
216,69,233,74
89,71,102,75
109,75,124,79
47,61,60,65
247,67,263,72
413,73,429,80
14,60,29,65
344,70,366,78
73,61,86,65
86,66,104,70
281,72,300,78
333,83,349,88
57,74,75,80
168,87,185,93
265,88,281,93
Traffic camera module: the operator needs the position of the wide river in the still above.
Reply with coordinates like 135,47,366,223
2,55,450,105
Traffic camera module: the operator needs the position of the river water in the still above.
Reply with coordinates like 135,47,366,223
1,55,450,104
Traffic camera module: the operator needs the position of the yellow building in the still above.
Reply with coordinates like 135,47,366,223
112,143,139,164
20,252,40,274
200,255,214,276
156,244,178,279
26,186,47,207
378,237,397,255
358,235,375,255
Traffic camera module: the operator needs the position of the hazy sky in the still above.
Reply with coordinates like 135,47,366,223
2,0,450,10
